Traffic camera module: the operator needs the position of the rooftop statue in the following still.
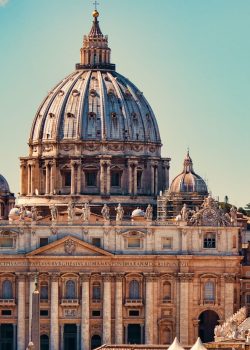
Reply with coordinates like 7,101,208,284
81,203,91,222
115,203,124,222
101,204,110,221
145,204,153,221
50,204,58,222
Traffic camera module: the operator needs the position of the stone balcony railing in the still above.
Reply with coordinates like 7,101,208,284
0,298,15,305
125,298,143,306
61,299,79,306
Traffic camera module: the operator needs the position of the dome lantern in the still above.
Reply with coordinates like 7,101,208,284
77,10,115,71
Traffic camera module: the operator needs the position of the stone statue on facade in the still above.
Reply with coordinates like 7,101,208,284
101,204,110,221
230,206,238,226
180,203,189,221
50,204,58,222
145,204,153,221
31,206,38,222
67,202,75,221
115,203,124,222
19,205,27,221
81,203,91,222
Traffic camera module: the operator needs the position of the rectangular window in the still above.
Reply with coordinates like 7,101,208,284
0,238,14,248
204,234,216,248
40,310,49,317
111,172,121,187
246,295,250,304
129,309,140,317
86,172,97,187
64,171,71,187
127,238,141,248
162,237,172,249
40,238,49,247
2,310,11,316
92,310,101,317
92,238,101,248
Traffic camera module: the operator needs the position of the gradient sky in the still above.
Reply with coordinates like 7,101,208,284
0,0,249,207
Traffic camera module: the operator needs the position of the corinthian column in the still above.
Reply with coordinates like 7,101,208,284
80,274,90,350
115,274,124,344
20,161,26,196
145,273,156,344
103,274,112,344
28,273,36,341
71,162,76,195
224,274,235,319
45,162,50,195
50,273,60,350
178,272,193,345
17,274,26,350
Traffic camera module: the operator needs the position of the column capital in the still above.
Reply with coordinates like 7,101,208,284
115,273,125,282
102,273,113,282
27,272,38,282
144,272,158,282
50,273,60,282
16,273,26,281
224,274,236,283
177,272,194,282
80,273,91,283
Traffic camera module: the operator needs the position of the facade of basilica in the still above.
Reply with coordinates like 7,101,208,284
0,8,248,350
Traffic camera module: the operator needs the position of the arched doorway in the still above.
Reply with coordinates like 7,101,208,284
199,310,219,342
0,324,14,349
40,334,49,350
91,335,102,349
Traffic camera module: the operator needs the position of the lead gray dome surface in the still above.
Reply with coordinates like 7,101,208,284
30,70,161,144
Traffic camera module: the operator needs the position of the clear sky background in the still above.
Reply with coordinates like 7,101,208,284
0,0,249,207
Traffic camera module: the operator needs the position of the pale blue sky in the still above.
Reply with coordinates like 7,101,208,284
0,0,249,206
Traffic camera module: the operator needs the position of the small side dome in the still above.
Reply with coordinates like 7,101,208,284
0,174,10,193
190,338,207,350
170,152,208,194
168,337,185,350
131,208,145,218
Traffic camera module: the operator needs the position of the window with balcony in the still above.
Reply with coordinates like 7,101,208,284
129,280,140,299
203,233,216,249
92,283,101,301
2,280,13,299
162,282,171,302
40,283,48,301
162,237,172,250
0,238,14,248
204,281,215,302
65,280,76,299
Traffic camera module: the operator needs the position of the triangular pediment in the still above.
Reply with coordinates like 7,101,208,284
26,236,113,257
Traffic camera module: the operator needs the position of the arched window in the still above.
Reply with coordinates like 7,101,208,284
65,280,76,299
204,281,215,301
129,280,140,299
92,283,101,300
2,280,13,299
163,282,171,302
40,282,49,300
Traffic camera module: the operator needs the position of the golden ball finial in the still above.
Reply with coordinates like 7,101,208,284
92,10,99,18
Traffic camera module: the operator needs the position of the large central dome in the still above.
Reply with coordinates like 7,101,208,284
18,11,170,210
30,70,161,144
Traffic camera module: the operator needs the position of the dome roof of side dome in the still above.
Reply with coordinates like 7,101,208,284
170,152,208,194
0,174,10,193
131,208,145,218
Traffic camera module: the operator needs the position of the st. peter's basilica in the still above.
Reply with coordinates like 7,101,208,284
0,8,250,350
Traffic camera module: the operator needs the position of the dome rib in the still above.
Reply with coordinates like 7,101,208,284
78,71,92,140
